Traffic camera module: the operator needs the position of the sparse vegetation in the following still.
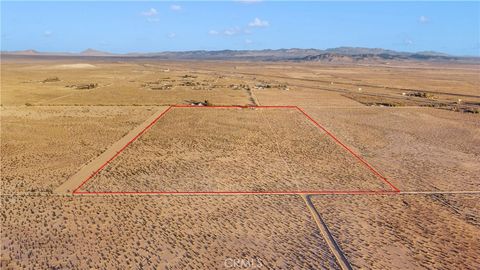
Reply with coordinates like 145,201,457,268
81,108,389,193
1,106,155,193
0,195,340,269
312,194,480,269
403,91,434,98
42,76,60,83
1,58,479,269
66,83,98,90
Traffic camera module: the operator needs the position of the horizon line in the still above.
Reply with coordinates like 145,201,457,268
2,46,479,58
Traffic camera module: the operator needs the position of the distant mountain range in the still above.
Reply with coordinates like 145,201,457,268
2,47,478,62
2,48,116,57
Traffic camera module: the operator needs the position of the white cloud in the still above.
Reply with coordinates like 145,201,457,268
43,30,53,37
209,26,252,37
170,5,182,11
141,8,159,22
223,27,243,36
404,38,414,46
209,28,241,36
142,8,158,17
418,15,429,24
245,39,253,44
248,17,269,27
168,33,176,39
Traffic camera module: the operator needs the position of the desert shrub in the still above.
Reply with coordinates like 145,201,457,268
42,77,60,83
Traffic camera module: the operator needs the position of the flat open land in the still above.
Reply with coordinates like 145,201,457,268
311,194,480,269
302,107,480,191
1,106,156,193
2,195,340,269
1,57,479,269
79,107,392,193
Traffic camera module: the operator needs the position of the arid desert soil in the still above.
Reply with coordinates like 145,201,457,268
81,107,390,193
1,58,479,269
302,107,480,191
311,194,480,270
1,195,340,269
0,106,156,193
1,61,253,106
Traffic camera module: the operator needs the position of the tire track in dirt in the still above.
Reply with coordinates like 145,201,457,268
54,106,170,194
301,194,353,270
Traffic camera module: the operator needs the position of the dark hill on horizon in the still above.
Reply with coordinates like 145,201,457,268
2,47,478,63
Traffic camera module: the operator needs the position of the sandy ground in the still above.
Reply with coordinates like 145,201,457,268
0,106,155,193
302,107,480,191
1,195,340,269
81,107,390,193
54,106,170,194
49,63,97,69
311,194,480,269
1,58,479,269
1,62,253,106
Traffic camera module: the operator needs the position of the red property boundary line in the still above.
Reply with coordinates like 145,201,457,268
72,105,400,195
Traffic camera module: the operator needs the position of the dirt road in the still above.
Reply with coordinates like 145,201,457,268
302,194,353,270
54,106,171,194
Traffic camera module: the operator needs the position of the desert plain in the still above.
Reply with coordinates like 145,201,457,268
1,56,479,269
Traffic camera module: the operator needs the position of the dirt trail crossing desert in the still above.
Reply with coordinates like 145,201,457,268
54,106,170,194
302,194,353,270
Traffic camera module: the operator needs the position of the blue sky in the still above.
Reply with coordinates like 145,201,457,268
1,1,479,56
